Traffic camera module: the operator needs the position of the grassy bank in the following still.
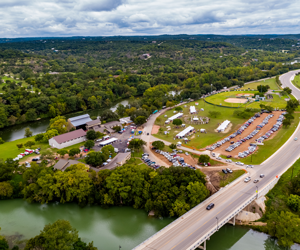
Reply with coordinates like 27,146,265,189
292,74,300,89
219,170,245,187
0,137,49,160
240,78,280,91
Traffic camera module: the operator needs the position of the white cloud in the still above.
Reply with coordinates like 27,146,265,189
0,0,299,37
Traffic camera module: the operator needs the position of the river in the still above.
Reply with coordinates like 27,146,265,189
0,99,129,142
0,200,299,250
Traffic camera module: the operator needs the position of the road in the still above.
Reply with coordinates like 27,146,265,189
134,70,300,250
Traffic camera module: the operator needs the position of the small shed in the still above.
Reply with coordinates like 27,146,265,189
200,129,206,133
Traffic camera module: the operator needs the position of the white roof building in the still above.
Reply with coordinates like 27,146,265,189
99,138,118,146
217,120,231,132
190,106,196,113
166,113,183,123
176,126,195,138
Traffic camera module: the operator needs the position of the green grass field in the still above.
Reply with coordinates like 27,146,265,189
239,78,280,91
154,99,249,149
0,137,49,160
220,170,245,187
292,74,300,89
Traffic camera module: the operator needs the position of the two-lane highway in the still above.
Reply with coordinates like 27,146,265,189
134,70,300,250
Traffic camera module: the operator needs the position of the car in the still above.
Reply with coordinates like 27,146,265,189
260,174,265,178
206,203,215,210
222,169,228,174
147,133,149,135
244,177,251,183
253,179,259,183
295,137,298,141
216,157,222,160
227,155,232,158
118,131,123,134
226,168,232,173
185,152,189,156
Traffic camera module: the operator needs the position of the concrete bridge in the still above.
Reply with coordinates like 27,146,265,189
133,70,300,250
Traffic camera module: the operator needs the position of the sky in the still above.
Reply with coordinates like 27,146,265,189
0,0,300,37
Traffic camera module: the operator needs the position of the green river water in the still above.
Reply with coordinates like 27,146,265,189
0,200,299,250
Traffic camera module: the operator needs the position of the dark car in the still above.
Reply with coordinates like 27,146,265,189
260,174,265,178
230,141,234,144
206,203,215,210
227,155,232,158
222,169,228,174
147,133,149,135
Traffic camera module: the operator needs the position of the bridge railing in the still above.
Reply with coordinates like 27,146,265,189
132,171,247,250
187,176,280,250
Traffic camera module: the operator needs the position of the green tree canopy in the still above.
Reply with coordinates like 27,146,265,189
86,130,97,140
152,141,165,150
172,118,182,126
84,140,95,149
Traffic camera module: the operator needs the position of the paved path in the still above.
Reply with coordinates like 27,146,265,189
134,70,300,250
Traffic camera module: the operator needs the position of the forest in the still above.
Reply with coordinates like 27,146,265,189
0,36,300,129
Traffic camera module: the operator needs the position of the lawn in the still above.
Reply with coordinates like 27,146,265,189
205,91,289,109
239,78,280,91
154,99,252,149
0,137,49,160
292,74,300,89
219,170,245,187
236,113,300,165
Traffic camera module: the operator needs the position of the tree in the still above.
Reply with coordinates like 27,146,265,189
287,194,300,212
0,137,4,144
166,101,174,107
86,130,97,140
0,238,9,250
257,85,270,93
152,141,165,150
24,141,35,148
41,149,55,163
57,149,68,158
266,211,300,248
43,129,59,142
283,87,292,95
34,133,44,142
49,116,68,134
25,108,37,121
175,106,183,112
113,125,121,132
198,155,210,164
287,99,299,110
16,143,23,150
24,220,79,250
95,131,105,139
169,143,177,150
69,148,81,157
24,127,33,138
134,116,146,125
283,119,291,128
187,181,209,207
128,139,146,152
85,152,106,167
84,140,95,149
172,119,182,126
208,111,221,118
0,182,14,198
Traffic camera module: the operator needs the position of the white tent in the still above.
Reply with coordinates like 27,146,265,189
176,126,194,138
190,106,196,114
216,120,231,132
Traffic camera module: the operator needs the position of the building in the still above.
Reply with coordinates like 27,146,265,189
176,126,195,139
99,138,118,147
53,159,89,171
86,118,101,130
96,121,122,134
49,129,86,149
190,106,196,114
165,113,183,124
216,120,231,132
120,117,133,125
68,114,92,130
116,152,131,166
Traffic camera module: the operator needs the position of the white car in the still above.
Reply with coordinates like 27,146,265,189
185,152,189,156
244,177,251,183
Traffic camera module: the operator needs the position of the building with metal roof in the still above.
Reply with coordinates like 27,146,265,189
53,159,89,171
68,114,92,129
176,126,195,139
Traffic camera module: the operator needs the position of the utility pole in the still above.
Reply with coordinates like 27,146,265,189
216,217,219,231
256,186,258,199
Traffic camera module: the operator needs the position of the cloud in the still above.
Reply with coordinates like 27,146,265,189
0,0,299,37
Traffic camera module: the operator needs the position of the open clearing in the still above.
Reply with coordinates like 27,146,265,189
213,111,283,158
239,78,280,91
224,98,247,103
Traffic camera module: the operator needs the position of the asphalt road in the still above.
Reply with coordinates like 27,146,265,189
135,70,300,250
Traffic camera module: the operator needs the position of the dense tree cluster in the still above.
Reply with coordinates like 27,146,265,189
0,160,208,218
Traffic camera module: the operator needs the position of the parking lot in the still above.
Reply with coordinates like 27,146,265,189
212,111,284,158
92,127,142,153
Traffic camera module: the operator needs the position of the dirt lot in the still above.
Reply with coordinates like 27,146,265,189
213,111,283,158
152,125,160,134
224,98,248,103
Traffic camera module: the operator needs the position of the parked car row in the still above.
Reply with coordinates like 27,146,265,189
222,168,232,174
207,114,260,151
256,114,274,130
238,144,257,158
142,153,160,169
13,148,40,161
155,149,195,169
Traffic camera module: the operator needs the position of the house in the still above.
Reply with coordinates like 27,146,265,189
86,118,101,130
92,120,122,134
49,129,86,149
68,114,92,130
53,159,89,171
119,117,133,125
116,152,131,166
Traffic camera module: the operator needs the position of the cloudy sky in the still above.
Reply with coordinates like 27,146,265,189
1,0,300,37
